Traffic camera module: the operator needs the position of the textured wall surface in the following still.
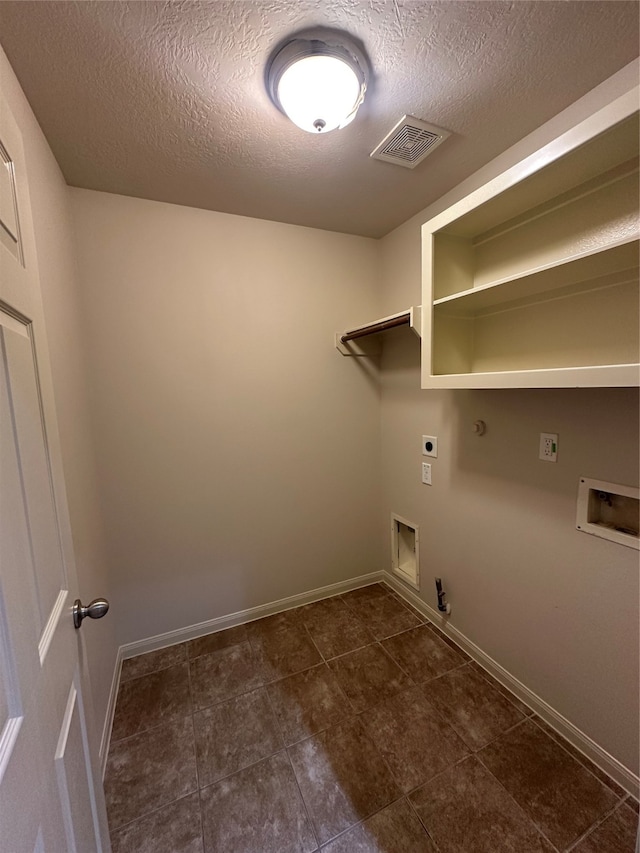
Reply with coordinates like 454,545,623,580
0,0,638,236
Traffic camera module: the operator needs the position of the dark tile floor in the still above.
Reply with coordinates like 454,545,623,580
104,583,639,853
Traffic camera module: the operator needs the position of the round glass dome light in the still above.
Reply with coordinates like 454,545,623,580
278,55,361,133
267,34,368,134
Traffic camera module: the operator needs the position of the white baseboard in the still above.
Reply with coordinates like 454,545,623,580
99,654,122,779
383,571,640,799
99,570,384,775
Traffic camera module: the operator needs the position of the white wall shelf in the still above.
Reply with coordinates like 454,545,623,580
421,88,640,389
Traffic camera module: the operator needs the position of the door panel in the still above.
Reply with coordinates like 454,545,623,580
0,81,109,851
0,136,22,262
2,318,67,642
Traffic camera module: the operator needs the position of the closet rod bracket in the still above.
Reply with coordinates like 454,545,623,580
336,306,421,356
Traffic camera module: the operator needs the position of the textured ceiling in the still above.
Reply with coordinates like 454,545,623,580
0,1,638,237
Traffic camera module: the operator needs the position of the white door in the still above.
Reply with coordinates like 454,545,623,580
0,88,110,851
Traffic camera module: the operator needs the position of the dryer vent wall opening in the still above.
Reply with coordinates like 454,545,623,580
391,513,420,589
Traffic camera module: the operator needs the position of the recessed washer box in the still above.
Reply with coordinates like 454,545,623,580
391,513,420,588
576,477,639,550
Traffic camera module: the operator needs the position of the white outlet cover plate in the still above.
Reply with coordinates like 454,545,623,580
422,435,438,457
421,462,432,484
539,432,558,462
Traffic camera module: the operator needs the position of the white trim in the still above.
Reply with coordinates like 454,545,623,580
383,571,640,798
99,570,384,775
99,654,122,780
120,571,384,659
0,715,22,786
424,87,639,234
38,589,68,664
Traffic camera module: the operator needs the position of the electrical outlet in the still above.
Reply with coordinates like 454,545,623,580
539,432,558,462
422,435,438,457
421,462,432,484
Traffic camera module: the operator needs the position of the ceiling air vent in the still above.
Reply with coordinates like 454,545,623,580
370,115,450,169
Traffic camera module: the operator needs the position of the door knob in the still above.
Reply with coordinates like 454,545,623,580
73,598,109,629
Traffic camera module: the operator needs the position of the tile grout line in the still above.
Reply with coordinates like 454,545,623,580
465,714,530,755
119,641,188,681
266,653,323,853
195,788,206,853
355,718,425,826
424,623,474,662
185,657,204,806
376,620,426,642
107,790,200,838
187,703,207,853
315,793,411,850
300,617,329,667
109,713,200,834
186,633,247,662
341,591,425,643
196,742,287,794
110,659,192,743
468,659,536,717
404,793,445,853
374,638,416,681
282,744,321,851
299,605,377,663
528,714,629,800
322,639,378,664
107,709,194,748
119,656,186,685
474,747,563,852
563,790,634,851
265,659,357,750
403,752,472,799
316,660,360,720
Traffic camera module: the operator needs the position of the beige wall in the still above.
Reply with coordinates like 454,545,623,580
378,62,639,774
70,190,383,645
0,48,117,736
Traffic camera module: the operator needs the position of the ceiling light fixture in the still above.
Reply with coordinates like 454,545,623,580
266,30,369,134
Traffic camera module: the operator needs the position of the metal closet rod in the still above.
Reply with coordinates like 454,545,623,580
340,311,411,343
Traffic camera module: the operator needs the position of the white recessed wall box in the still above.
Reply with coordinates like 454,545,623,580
576,477,639,550
391,513,420,589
